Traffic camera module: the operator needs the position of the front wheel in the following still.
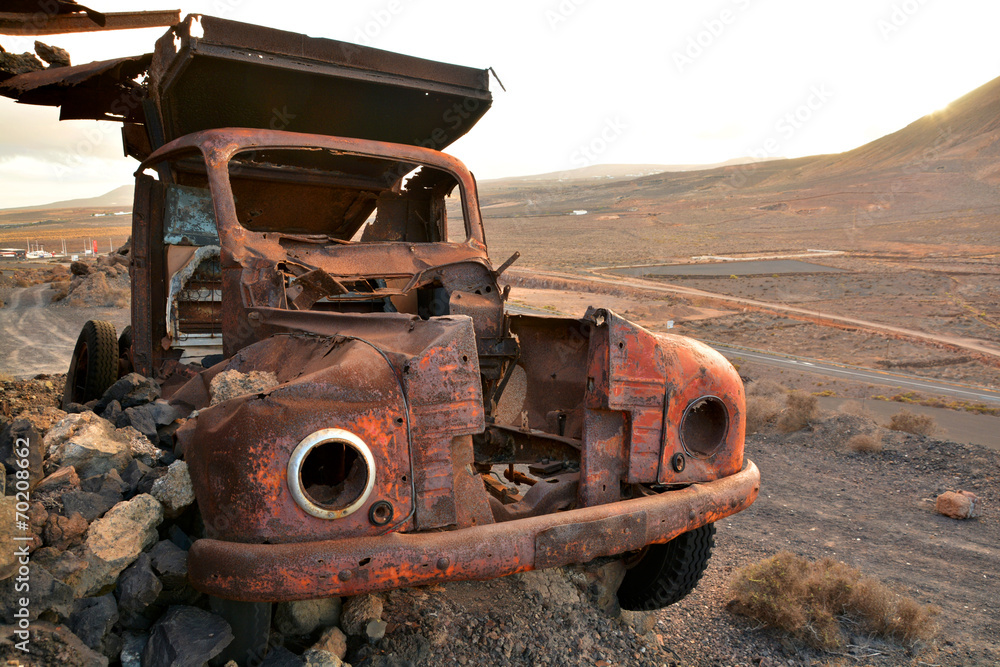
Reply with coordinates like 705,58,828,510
63,320,118,408
616,523,715,611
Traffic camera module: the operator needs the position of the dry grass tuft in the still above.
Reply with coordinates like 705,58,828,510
50,280,71,302
746,379,787,398
777,391,819,433
888,409,936,436
728,552,937,650
847,432,882,453
839,399,875,420
746,395,782,433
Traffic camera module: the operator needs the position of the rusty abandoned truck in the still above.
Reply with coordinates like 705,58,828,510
2,12,758,653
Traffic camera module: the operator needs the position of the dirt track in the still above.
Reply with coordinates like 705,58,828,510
0,284,130,378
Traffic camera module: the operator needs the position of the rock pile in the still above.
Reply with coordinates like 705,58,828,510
0,371,391,666
56,251,131,308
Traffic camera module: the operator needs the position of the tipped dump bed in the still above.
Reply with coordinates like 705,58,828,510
149,15,492,149
0,14,492,159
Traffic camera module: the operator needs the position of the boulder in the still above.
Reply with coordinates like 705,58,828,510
209,369,279,405
34,41,71,67
0,497,19,580
142,605,234,667
97,373,161,412
68,594,119,657
312,626,347,660
44,412,134,478
339,594,383,637
118,406,159,443
936,490,979,519
121,459,152,495
275,597,342,636
0,561,74,623
70,260,92,276
66,494,163,597
0,620,109,666
43,511,89,550
115,552,163,621
151,460,195,517
0,418,44,489
302,649,344,667
149,539,188,590
101,399,123,425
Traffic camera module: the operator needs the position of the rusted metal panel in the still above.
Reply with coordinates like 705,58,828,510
186,461,759,601
0,10,179,35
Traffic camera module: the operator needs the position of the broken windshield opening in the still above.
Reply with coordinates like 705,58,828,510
227,148,470,243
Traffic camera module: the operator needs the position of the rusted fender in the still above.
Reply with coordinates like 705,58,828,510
188,460,759,601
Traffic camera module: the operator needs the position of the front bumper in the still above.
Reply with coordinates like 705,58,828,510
189,460,759,601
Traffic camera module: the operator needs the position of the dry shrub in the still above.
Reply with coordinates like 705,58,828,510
888,409,936,436
728,552,937,650
50,280,71,301
777,391,818,433
746,395,782,433
847,432,882,453
746,379,786,398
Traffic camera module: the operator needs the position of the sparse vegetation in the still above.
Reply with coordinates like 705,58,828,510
839,399,875,419
744,379,787,433
888,409,936,436
777,391,819,433
847,432,882,453
876,391,1000,417
727,551,937,650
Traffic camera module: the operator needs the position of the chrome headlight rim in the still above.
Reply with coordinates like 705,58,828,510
287,428,376,520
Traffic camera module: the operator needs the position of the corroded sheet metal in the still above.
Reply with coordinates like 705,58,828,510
187,461,759,601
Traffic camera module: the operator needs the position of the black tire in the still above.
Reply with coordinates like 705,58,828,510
208,596,272,666
118,325,134,375
616,522,715,611
63,320,118,408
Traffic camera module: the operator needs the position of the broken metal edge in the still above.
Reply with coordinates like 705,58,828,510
187,460,760,602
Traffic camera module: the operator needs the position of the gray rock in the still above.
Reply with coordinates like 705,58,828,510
0,418,44,489
340,594,383,637
34,41,71,67
149,400,182,426
262,646,306,666
116,552,163,618
168,524,193,550
365,619,387,641
69,594,119,655
150,539,188,590
0,561,74,623
64,494,164,597
44,412,134,478
142,605,234,667
0,497,18,580
100,399,122,426
151,460,195,516
62,483,123,523
97,373,161,412
136,466,169,495
120,632,148,667
118,405,159,443
121,459,152,495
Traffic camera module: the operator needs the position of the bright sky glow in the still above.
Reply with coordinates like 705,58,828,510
1,0,999,207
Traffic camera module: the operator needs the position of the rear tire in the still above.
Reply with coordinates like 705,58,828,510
118,325,134,375
616,523,715,611
63,320,118,408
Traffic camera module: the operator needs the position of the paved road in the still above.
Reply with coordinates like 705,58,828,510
703,342,1000,405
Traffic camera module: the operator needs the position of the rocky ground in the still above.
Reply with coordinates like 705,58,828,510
0,371,996,667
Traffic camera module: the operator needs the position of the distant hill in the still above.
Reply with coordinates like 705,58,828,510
484,159,769,186
1,185,134,212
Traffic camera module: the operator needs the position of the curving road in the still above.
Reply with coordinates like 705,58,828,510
0,284,82,377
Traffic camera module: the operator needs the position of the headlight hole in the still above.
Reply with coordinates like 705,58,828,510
680,396,729,458
300,440,368,511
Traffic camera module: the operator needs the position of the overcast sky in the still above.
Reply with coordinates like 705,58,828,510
1,0,1000,208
